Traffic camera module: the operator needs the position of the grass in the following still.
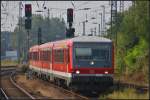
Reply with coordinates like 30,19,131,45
1,59,18,67
99,88,149,99
114,70,149,86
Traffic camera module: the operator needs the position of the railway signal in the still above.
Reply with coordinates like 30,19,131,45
25,4,32,18
25,18,31,29
38,27,42,45
66,28,75,38
25,4,32,29
67,8,73,23
66,8,75,38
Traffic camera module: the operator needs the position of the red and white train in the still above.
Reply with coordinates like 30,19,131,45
29,36,114,91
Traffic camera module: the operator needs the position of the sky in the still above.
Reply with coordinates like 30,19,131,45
1,1,132,35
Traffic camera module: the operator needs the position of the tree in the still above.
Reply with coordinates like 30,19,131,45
12,14,66,61
107,1,149,78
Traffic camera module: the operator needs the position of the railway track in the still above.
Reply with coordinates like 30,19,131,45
46,81,89,99
52,79,149,99
18,73,89,99
0,88,9,100
0,68,16,76
1,67,35,100
2,67,147,99
114,80,149,93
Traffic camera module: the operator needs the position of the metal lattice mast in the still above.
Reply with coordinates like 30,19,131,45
101,5,105,36
111,1,117,40
120,0,124,13
111,1,118,70
18,1,22,63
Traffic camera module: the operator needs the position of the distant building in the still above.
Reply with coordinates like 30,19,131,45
5,50,18,60
1,31,16,60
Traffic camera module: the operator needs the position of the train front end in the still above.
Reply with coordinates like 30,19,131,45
70,36,114,91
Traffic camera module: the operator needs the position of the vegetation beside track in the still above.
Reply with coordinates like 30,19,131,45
99,88,149,99
1,60,18,67
107,1,149,85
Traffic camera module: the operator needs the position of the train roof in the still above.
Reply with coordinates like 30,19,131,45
29,36,112,50
70,36,112,42
51,36,112,43
29,45,39,51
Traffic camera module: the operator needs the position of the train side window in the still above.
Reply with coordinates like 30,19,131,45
31,52,33,60
39,49,51,62
35,52,37,60
45,51,49,61
46,51,49,61
33,52,34,60
49,50,52,62
66,49,69,63
39,51,41,60
29,52,31,60
54,49,64,63
37,52,39,60
42,51,44,61
43,51,45,61
43,51,46,61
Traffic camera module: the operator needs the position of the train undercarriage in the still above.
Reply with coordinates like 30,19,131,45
27,69,113,93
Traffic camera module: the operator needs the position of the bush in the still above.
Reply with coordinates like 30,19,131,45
124,38,148,73
21,64,29,73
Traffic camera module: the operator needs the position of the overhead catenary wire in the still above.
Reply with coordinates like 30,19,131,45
36,1,40,8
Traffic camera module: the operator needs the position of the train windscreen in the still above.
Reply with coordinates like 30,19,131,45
73,42,112,67
75,46,110,61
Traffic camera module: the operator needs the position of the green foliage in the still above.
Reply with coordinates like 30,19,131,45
21,64,29,73
124,38,148,72
100,88,149,99
12,15,66,61
1,60,18,66
108,1,149,76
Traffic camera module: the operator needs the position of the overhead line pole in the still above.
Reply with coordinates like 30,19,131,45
99,13,102,36
111,1,118,72
18,1,22,64
120,1,124,13
101,5,105,36
82,21,85,36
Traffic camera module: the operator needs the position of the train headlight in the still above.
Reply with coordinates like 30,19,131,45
76,70,80,74
105,71,108,74
90,61,94,65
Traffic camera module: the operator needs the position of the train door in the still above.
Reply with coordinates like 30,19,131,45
49,48,52,72
65,48,69,73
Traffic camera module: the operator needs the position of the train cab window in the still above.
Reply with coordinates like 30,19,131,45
75,48,92,59
54,49,64,63
75,46,110,61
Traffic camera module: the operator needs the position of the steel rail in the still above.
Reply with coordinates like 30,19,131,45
45,81,89,99
57,86,89,99
114,80,149,92
10,72,36,99
0,88,9,100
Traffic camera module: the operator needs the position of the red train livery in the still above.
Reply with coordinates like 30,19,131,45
29,36,114,91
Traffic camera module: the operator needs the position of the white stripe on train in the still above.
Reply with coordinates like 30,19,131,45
29,65,72,77
29,65,113,77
